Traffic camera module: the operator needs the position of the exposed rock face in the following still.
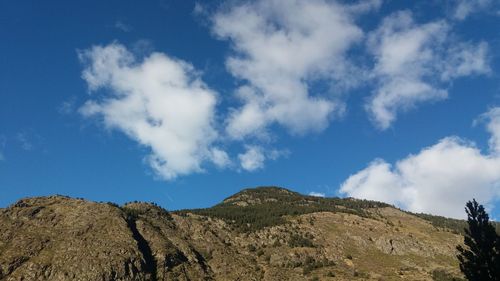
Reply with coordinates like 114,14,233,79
0,197,212,281
0,188,465,280
0,196,149,280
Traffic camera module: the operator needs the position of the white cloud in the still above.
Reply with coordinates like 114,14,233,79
453,0,492,20
308,191,326,197
346,0,382,14
210,148,231,168
212,0,372,139
237,145,288,171
366,11,490,129
340,108,500,219
75,2,494,181
267,148,290,161
193,2,206,16
79,43,226,180
441,42,490,80
238,145,266,171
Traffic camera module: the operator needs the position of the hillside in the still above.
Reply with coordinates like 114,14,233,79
0,187,467,280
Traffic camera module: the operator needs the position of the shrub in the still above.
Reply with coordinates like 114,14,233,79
288,234,314,248
247,244,256,252
431,269,464,281
303,264,313,275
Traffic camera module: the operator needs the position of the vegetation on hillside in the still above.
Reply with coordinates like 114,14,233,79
412,213,469,235
413,211,500,235
176,186,499,236
176,186,390,232
431,269,465,281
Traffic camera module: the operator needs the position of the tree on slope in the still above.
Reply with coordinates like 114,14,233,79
457,199,500,280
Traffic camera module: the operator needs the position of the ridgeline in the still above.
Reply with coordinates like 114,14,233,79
0,186,470,280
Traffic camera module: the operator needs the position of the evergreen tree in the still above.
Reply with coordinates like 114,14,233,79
457,199,500,281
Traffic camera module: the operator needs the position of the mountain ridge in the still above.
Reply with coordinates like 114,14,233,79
0,187,467,280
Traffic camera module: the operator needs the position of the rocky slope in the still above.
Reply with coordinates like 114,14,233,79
0,187,466,280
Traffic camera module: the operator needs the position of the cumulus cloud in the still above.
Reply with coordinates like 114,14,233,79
76,2,494,181
308,192,326,197
79,43,226,180
453,0,492,20
340,107,500,219
212,0,372,139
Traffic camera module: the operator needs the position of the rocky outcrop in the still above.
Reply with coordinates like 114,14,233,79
0,196,149,280
0,189,465,280
0,197,212,281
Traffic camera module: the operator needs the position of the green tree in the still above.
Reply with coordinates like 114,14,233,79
457,199,500,280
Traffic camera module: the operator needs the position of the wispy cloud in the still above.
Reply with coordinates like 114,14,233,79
237,145,288,172
58,96,77,115
477,107,500,153
16,132,34,151
453,0,492,20
365,11,489,129
114,21,132,32
15,130,44,152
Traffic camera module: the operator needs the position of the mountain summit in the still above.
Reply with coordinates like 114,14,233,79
0,187,465,280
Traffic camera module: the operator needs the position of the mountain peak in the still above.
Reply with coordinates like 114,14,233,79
222,186,301,206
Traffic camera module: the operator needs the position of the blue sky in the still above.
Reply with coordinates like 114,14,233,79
1,0,500,219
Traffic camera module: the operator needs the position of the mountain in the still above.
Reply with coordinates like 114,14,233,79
0,187,467,280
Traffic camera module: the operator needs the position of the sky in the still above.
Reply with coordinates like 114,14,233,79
1,0,500,219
